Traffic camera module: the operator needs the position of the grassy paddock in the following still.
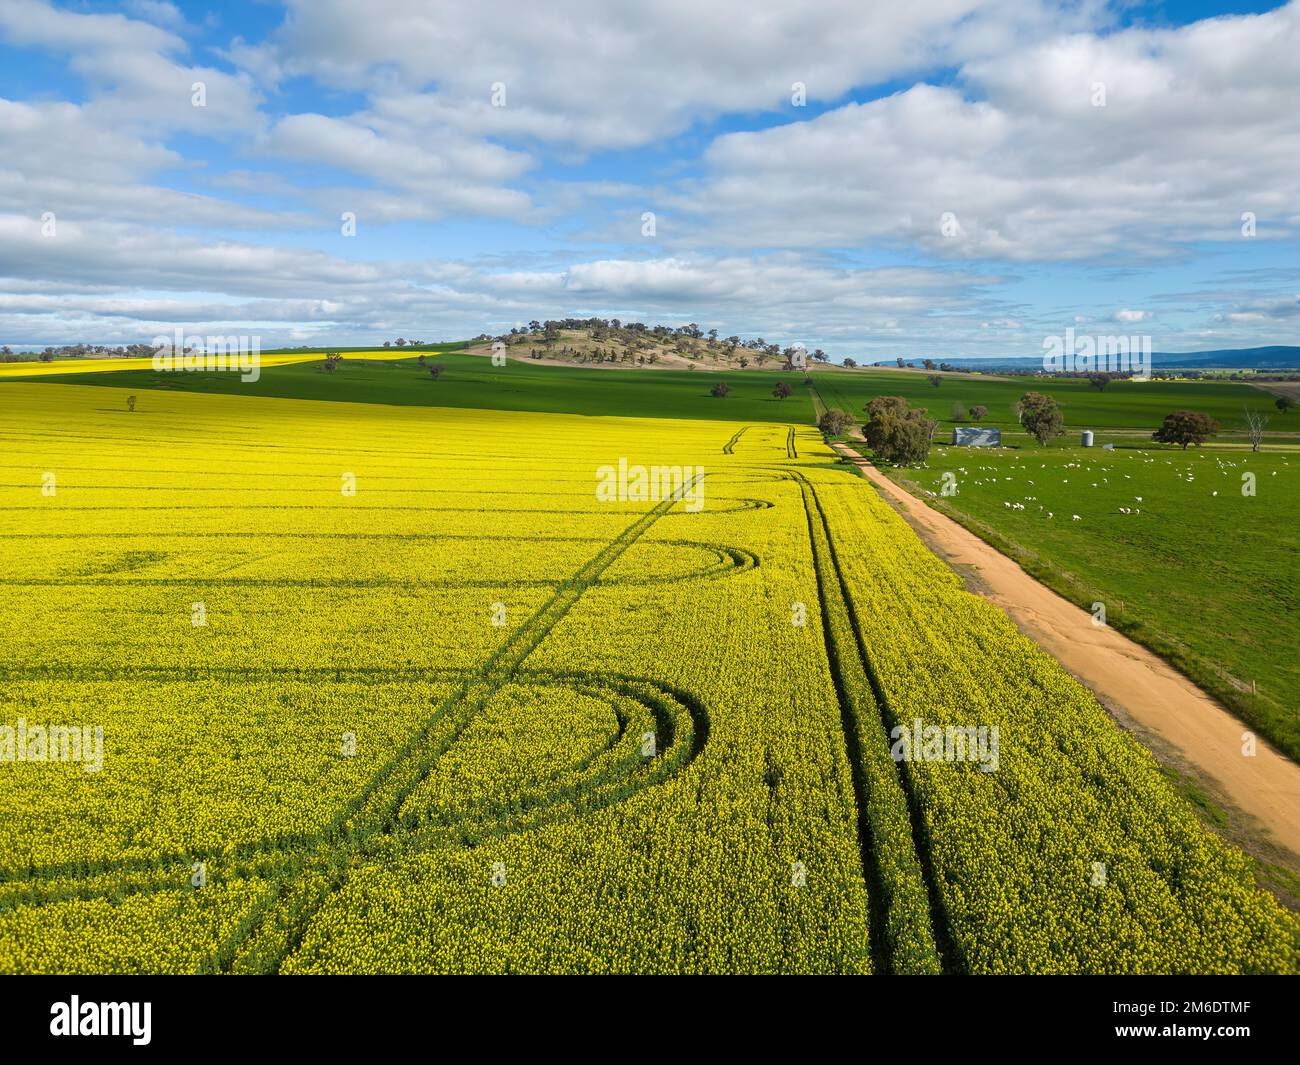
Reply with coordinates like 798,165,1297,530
872,443,1299,762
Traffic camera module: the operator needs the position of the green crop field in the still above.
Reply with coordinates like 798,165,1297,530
18,357,1283,441
8,354,817,425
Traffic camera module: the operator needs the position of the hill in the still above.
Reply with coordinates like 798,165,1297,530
469,321,828,370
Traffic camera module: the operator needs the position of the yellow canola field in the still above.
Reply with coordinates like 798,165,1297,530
0,381,1294,974
0,350,429,378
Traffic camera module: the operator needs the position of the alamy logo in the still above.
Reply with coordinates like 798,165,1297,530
1042,328,1151,381
50,996,151,1045
151,327,261,382
596,459,705,513
890,719,999,773
0,718,103,772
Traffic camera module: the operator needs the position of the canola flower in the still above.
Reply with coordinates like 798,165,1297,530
814,479,1299,974
0,382,1294,974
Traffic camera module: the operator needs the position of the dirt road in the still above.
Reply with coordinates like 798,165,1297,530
833,443,1300,861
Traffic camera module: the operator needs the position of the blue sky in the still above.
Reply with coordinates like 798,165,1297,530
1,0,1297,359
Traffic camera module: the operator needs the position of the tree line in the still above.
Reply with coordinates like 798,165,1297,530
828,392,1290,465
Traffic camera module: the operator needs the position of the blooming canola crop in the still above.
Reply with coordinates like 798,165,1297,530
0,382,1293,974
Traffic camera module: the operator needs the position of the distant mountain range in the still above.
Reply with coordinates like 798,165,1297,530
928,346,1300,373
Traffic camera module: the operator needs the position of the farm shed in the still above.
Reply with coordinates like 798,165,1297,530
952,427,1002,447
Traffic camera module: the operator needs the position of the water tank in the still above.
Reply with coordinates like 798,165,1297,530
1080,430,1095,447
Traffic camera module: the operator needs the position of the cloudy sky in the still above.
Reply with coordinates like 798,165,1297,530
2,0,1298,359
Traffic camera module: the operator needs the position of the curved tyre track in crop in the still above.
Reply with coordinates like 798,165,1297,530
211,483,708,972
0,483,722,973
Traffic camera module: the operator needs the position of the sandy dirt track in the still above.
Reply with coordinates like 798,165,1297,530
834,443,1300,860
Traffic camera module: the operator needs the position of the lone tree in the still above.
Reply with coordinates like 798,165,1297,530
1152,410,1217,449
817,409,854,436
1088,372,1112,392
1017,392,1065,446
428,364,443,380
322,352,343,373
951,402,967,422
1241,406,1269,453
1276,395,1295,415
862,396,936,466
842,358,857,368
710,382,731,398
969,404,988,421
927,374,942,388
773,381,793,400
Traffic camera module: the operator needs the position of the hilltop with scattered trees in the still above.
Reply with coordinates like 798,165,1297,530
466,319,841,370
